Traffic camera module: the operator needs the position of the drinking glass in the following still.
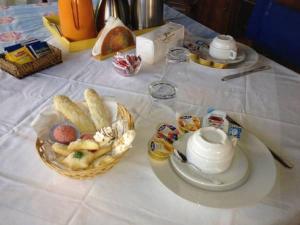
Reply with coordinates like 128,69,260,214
146,47,191,124
148,47,190,105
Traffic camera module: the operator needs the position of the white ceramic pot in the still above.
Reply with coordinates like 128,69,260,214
209,35,237,60
186,127,235,174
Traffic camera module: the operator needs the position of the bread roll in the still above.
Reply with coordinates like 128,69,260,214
92,155,114,168
52,142,74,156
68,139,99,151
84,89,110,130
54,95,96,133
92,145,112,158
62,150,94,170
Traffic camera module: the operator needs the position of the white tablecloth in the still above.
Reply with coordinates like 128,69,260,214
0,3,300,225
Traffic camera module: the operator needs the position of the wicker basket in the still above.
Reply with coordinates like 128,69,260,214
0,45,62,79
35,103,134,179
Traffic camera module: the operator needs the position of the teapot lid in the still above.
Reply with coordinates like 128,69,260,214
188,127,234,160
198,127,227,145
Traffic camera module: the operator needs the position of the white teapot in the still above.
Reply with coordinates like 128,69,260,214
186,127,237,174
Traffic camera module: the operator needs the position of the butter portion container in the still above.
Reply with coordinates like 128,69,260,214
136,22,184,64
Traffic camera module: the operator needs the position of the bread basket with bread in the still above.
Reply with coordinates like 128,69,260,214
32,89,134,179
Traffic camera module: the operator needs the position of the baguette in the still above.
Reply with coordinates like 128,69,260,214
84,89,110,130
53,95,96,133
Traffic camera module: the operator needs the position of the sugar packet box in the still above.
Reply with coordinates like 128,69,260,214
136,22,184,64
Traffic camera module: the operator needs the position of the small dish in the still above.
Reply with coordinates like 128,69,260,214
112,52,142,77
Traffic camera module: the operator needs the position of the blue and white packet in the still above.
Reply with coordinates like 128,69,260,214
4,43,22,53
228,123,242,139
28,41,51,58
203,107,242,139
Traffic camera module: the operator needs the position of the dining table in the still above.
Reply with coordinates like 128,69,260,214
0,1,300,225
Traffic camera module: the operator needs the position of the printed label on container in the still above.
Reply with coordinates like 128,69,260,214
178,115,201,132
156,123,180,144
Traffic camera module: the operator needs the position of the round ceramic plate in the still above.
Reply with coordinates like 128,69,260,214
148,130,277,208
170,133,250,191
191,43,259,70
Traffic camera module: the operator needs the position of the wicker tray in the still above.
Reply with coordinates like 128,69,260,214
0,45,62,79
35,103,134,179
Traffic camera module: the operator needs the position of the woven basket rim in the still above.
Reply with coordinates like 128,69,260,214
35,103,134,179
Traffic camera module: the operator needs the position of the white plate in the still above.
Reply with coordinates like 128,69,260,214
170,133,250,191
149,130,277,208
191,43,259,71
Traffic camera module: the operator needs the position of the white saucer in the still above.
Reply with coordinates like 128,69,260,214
191,42,259,71
170,133,250,191
148,130,277,208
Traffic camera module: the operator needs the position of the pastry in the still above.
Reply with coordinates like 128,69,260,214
51,124,78,144
84,89,110,129
68,139,99,151
92,17,135,58
91,145,112,158
53,95,96,134
52,142,74,156
92,155,114,168
62,150,94,170
80,133,94,140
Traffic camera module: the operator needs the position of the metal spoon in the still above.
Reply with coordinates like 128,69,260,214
173,149,224,185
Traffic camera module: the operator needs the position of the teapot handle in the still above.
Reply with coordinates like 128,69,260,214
71,0,80,30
